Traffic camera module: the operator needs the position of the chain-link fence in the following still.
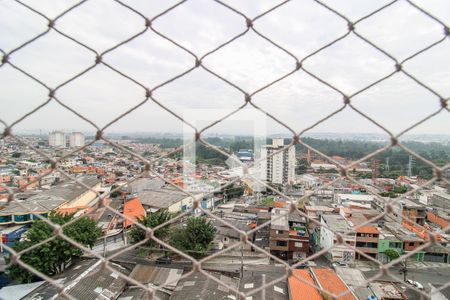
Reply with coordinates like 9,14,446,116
1,0,449,299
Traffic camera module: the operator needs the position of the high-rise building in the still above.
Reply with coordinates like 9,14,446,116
48,131,65,147
69,132,85,148
261,138,295,185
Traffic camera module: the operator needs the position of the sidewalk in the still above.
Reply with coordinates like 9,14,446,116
354,260,449,271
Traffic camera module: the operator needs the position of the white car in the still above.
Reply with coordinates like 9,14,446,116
406,279,424,290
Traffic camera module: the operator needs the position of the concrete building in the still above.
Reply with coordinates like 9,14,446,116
69,132,85,148
392,199,426,225
378,227,404,263
0,176,101,225
261,138,295,185
319,214,356,263
269,208,290,260
48,131,65,147
384,221,425,261
335,193,375,209
355,226,379,259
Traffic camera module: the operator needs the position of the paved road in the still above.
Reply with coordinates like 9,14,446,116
364,266,450,298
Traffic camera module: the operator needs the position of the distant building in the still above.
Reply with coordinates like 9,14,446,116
0,176,101,225
261,138,295,185
48,131,65,147
237,149,253,162
335,193,375,209
392,198,426,225
69,132,85,148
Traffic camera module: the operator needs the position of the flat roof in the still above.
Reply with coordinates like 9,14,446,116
335,267,374,300
337,194,375,201
288,270,322,300
271,208,289,231
385,222,423,242
321,215,354,233
371,281,405,300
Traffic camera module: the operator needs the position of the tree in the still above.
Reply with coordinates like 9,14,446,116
11,152,21,158
385,249,408,282
129,211,172,247
171,217,216,258
6,213,101,283
385,249,400,261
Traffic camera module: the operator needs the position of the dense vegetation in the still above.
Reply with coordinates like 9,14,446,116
135,136,450,178
129,211,172,247
6,213,101,283
171,217,216,258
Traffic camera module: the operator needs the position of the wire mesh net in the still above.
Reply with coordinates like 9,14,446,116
0,0,449,299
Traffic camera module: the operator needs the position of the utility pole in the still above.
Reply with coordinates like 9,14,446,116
261,274,266,300
240,244,244,279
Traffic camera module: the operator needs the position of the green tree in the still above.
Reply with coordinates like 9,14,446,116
11,152,21,158
6,213,101,283
171,217,216,258
129,211,172,247
385,249,400,261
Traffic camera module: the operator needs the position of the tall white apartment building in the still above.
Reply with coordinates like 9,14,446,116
48,131,65,147
260,138,295,185
69,132,85,148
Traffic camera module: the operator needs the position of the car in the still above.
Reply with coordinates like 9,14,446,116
332,262,348,269
295,262,309,269
155,256,172,264
406,279,424,290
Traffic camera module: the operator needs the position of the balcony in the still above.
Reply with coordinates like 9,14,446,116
356,247,378,254
356,236,379,243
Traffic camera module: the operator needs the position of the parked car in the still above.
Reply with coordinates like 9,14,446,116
406,279,424,290
155,256,172,264
332,262,348,269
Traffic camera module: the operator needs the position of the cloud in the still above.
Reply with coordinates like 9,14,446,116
0,0,449,135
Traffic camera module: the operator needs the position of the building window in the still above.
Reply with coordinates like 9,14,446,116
409,242,415,246
295,242,303,248
276,241,287,247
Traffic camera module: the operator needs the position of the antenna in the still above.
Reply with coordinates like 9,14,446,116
385,157,390,172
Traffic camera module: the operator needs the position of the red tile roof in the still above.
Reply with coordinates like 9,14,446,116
288,270,322,300
123,198,146,228
312,268,356,300
356,226,379,234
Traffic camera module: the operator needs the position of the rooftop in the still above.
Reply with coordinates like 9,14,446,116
288,270,322,300
321,214,354,233
370,281,406,300
239,273,288,300
0,176,100,214
171,271,239,300
123,198,146,227
22,259,130,300
335,267,374,300
271,208,289,231
138,186,193,209
311,268,356,300
385,222,423,242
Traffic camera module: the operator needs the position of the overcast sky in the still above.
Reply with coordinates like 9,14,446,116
0,0,449,137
